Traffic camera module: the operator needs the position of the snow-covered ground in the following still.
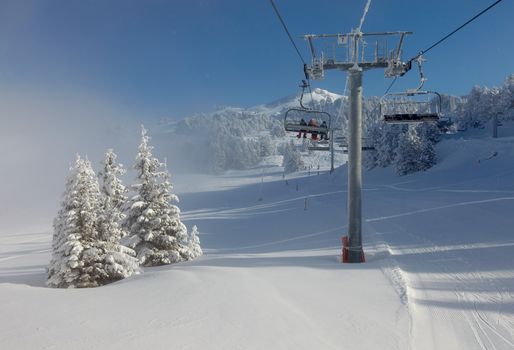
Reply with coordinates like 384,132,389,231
1,134,514,349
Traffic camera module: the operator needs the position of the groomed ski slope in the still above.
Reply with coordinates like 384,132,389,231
1,135,514,349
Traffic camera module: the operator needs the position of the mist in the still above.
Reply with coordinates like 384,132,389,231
0,87,143,235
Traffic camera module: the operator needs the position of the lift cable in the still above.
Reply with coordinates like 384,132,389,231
408,0,505,63
269,0,316,109
269,0,306,65
384,77,398,94
385,0,505,94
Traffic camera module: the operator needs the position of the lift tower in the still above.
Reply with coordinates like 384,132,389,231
304,30,412,262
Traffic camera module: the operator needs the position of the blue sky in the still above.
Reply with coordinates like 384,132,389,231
0,0,513,121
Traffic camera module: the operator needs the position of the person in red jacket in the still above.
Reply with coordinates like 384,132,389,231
308,118,318,140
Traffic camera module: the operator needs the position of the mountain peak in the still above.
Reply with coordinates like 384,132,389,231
311,88,345,101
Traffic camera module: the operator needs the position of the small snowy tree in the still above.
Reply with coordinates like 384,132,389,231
259,135,275,157
416,124,437,171
124,126,190,266
47,155,139,288
499,74,514,120
96,149,140,281
394,127,422,176
418,136,436,171
282,140,305,174
375,124,404,168
185,225,203,260
459,86,495,129
98,149,128,241
363,124,381,169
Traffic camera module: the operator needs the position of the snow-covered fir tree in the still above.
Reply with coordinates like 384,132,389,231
98,149,128,241
416,124,437,171
47,155,139,288
375,124,404,168
363,124,381,169
459,85,495,129
96,149,141,280
282,140,305,174
123,126,192,266
394,127,422,176
185,225,203,260
259,135,275,157
494,74,514,121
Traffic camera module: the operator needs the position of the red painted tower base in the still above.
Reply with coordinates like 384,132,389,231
342,235,365,263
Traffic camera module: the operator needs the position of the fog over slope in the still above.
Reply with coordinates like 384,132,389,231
0,87,139,234
2,73,512,234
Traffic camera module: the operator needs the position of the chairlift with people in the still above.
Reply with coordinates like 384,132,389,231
284,80,332,141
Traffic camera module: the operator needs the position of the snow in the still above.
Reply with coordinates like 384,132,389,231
1,135,514,349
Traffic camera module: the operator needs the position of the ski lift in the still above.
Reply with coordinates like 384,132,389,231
380,56,442,124
337,136,374,150
284,109,331,133
380,90,442,124
284,81,332,138
342,147,375,154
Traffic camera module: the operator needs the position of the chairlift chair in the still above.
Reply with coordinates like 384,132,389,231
380,90,442,124
283,80,332,140
284,108,332,134
381,55,443,124
340,144,375,153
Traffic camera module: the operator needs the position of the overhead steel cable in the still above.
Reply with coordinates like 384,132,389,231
269,0,306,65
384,77,398,94
269,0,316,109
384,0,505,94
408,0,505,63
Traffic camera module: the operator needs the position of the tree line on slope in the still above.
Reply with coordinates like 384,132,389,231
170,109,285,174
455,74,514,130
47,126,202,288
364,123,439,176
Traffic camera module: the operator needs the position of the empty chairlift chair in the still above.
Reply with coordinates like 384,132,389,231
380,90,443,124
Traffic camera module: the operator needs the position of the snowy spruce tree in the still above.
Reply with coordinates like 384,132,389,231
416,124,437,171
185,225,203,260
124,126,192,266
375,124,404,168
98,149,128,241
96,149,141,279
282,140,305,174
394,127,422,176
47,155,140,288
363,124,381,169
